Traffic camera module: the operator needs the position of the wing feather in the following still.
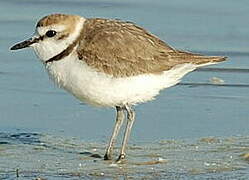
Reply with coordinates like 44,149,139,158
77,18,226,77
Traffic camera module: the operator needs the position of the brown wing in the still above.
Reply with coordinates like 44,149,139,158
77,18,226,77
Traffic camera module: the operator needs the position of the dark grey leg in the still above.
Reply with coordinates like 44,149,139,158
104,106,125,160
117,105,135,162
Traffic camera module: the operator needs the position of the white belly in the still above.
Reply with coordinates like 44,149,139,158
45,55,197,107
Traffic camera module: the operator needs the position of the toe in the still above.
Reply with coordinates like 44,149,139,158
116,154,126,163
104,153,112,160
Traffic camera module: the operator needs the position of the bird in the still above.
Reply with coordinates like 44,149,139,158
10,13,226,162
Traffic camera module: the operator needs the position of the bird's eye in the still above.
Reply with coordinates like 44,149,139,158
45,30,57,37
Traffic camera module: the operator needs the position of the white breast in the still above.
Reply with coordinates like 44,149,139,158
45,55,198,107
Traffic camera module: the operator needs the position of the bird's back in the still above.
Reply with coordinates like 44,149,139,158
76,18,226,78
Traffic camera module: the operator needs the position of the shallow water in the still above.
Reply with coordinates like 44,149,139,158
1,0,249,179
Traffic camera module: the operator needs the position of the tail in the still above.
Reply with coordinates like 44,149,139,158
172,50,227,67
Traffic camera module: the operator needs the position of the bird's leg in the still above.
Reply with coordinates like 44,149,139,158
117,104,135,162
104,106,125,160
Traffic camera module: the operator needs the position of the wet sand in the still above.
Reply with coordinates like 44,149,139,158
1,0,249,179
1,133,249,179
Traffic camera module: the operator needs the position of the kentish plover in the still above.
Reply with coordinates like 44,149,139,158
11,14,226,161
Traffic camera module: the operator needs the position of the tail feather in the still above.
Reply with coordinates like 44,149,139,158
171,50,227,66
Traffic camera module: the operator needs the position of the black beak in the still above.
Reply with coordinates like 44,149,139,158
10,37,40,50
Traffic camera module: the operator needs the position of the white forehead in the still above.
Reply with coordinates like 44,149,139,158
36,24,66,36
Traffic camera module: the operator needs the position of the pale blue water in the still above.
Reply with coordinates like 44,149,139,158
1,0,249,179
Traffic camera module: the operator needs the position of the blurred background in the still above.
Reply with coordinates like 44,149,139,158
1,0,249,179
1,0,248,141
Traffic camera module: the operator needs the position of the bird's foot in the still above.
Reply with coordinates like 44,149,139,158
116,153,126,163
104,153,112,160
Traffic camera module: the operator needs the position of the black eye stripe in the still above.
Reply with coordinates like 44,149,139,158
57,33,70,40
32,35,44,43
46,30,57,37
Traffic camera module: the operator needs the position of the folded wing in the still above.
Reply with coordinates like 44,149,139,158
77,18,226,77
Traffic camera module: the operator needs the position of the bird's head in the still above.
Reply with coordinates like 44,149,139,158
10,14,85,63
